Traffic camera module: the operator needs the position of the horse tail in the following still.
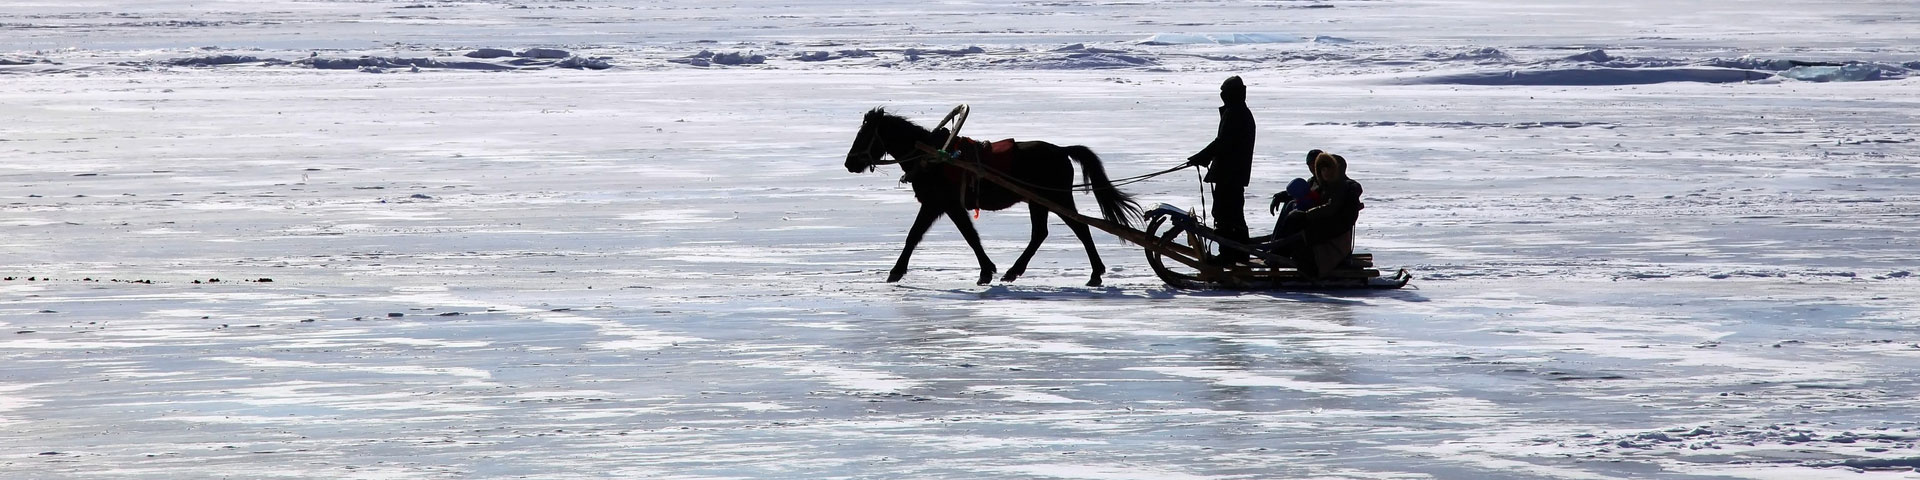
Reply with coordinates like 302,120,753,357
1063,145,1141,230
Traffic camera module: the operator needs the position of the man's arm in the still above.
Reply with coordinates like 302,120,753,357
1188,138,1220,167
1269,192,1293,215
1288,188,1354,223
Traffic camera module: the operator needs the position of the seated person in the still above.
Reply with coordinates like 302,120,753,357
1266,152,1364,277
1268,149,1326,232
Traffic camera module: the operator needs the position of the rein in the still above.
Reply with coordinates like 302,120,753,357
899,135,1196,194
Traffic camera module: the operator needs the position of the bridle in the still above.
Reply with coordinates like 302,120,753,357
849,120,913,172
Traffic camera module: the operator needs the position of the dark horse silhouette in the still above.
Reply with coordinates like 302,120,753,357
843,108,1140,286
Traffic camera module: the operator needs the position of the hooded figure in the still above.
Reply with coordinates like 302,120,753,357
1187,76,1257,264
1271,152,1364,277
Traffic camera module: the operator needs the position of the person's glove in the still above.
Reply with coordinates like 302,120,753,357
1185,153,1210,168
1269,192,1292,215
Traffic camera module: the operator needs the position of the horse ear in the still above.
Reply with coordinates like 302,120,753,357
865,107,886,121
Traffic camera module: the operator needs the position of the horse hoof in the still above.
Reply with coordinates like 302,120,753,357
886,270,906,283
1000,272,1020,283
978,270,996,285
1086,278,1103,287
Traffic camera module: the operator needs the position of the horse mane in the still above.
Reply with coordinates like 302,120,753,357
865,107,932,141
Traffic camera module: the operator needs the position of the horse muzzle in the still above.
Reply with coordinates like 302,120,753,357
845,154,875,173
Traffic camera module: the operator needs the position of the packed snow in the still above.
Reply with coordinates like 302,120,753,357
4,0,1919,478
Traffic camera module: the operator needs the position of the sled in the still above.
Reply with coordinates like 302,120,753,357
936,152,1412,291
1141,204,1412,290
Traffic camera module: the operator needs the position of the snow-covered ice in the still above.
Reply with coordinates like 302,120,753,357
4,0,1920,478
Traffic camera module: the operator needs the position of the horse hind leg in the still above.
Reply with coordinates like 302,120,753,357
1035,190,1106,286
888,204,944,282
942,206,997,285
1063,213,1106,287
1002,204,1050,283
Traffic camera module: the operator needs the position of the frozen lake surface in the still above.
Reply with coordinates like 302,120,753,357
4,1,1920,478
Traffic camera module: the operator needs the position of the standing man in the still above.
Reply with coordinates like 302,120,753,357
1186,75,1256,265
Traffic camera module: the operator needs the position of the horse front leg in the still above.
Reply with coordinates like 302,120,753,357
1063,217,1106,287
1002,203,1049,283
888,204,944,283
943,206,997,285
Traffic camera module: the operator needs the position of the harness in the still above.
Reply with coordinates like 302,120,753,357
937,137,1019,216
931,106,991,217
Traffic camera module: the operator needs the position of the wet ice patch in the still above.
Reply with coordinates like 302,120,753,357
966,385,1089,404
491,305,703,351
619,209,732,225
981,464,1223,480
207,380,503,413
0,383,43,426
1132,366,1446,397
205,356,492,379
707,401,797,412
648,244,823,266
0,338,153,350
956,335,1130,355
752,360,922,393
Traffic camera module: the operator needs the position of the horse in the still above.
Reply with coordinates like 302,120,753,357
843,107,1141,286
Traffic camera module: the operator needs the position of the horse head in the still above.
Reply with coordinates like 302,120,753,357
844,108,892,173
